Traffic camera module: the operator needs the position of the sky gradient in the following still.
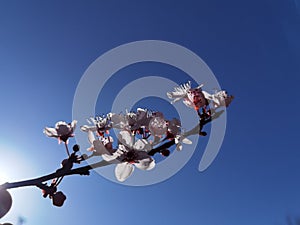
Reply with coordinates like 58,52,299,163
0,1,300,225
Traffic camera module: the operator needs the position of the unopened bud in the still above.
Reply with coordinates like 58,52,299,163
52,191,66,207
72,144,80,152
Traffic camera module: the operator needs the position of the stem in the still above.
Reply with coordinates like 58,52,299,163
148,140,175,156
55,176,64,187
65,142,70,157
0,160,111,190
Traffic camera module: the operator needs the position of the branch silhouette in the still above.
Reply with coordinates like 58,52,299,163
0,160,111,191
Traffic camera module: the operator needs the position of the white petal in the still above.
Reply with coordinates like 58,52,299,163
55,121,68,129
118,130,134,147
133,139,151,152
89,117,97,125
115,163,134,182
167,82,190,100
183,99,194,108
196,83,204,89
182,138,192,145
202,90,212,100
87,131,95,144
43,127,58,137
71,120,77,131
135,158,155,170
142,140,152,152
80,125,88,132
87,118,92,125
176,143,183,151
137,108,146,112
80,125,97,132
110,113,125,124
147,160,156,170
102,147,125,161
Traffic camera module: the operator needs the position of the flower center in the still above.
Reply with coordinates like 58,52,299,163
124,150,137,162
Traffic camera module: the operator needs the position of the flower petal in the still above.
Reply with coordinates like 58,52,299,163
182,138,192,145
133,139,152,152
110,113,128,129
87,131,95,144
118,130,134,148
183,99,194,108
71,120,77,131
176,143,183,151
115,163,134,182
102,147,125,161
80,125,97,132
135,158,155,171
55,121,68,129
43,127,58,137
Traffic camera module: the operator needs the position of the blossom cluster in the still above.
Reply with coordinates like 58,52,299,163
79,108,191,182
43,81,233,184
0,78,234,224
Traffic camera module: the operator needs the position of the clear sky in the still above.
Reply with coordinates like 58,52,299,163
0,1,300,225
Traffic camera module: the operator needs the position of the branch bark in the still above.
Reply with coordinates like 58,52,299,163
0,160,111,190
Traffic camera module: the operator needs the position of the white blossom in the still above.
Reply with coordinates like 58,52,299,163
174,135,192,151
113,131,155,182
44,120,77,144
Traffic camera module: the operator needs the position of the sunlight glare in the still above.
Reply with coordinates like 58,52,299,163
0,172,8,185
0,143,38,223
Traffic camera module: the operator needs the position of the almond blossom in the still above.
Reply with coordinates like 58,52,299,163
113,131,155,182
167,81,207,110
43,120,77,144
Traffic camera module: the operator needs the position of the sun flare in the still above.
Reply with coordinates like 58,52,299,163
0,172,9,185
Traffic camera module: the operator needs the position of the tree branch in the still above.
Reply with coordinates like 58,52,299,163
0,160,111,190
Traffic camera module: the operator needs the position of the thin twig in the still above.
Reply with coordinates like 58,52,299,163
65,142,70,157
54,176,64,187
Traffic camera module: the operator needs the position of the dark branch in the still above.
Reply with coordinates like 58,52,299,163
0,160,111,190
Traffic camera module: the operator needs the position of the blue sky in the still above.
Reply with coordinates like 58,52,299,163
0,1,300,225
